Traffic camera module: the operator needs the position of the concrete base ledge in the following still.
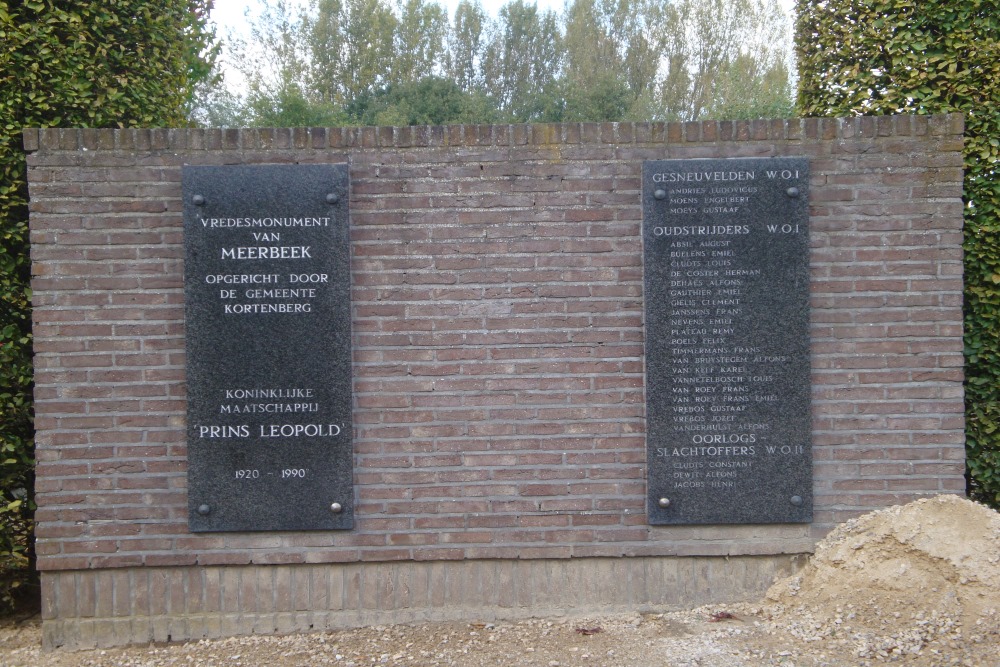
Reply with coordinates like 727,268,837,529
42,555,806,649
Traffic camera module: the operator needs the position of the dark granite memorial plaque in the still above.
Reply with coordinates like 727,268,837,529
183,164,353,532
643,157,811,525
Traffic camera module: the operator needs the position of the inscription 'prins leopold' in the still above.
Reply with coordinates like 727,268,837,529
197,423,343,438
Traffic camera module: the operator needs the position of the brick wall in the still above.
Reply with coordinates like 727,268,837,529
24,115,966,647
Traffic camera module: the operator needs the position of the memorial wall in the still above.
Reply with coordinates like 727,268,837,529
25,115,967,648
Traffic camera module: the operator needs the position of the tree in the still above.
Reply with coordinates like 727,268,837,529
562,0,668,118
308,0,345,105
346,76,499,126
559,72,633,122
702,0,793,119
797,0,1000,506
198,0,796,126
447,0,489,92
558,0,792,122
660,0,791,121
226,0,451,124
481,0,563,121
394,0,449,86
218,0,326,127
0,0,216,612
703,52,794,120
340,0,399,101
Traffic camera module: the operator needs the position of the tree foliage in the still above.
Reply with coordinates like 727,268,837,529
447,0,488,92
797,0,1000,506
480,0,562,120
561,0,669,120
201,0,793,126
0,0,215,613
347,76,499,126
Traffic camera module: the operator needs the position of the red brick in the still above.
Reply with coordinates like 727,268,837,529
28,116,965,575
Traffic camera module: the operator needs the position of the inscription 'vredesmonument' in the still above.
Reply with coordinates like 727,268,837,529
183,164,353,531
644,157,812,525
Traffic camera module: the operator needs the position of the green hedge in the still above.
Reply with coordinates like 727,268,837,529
796,0,1000,506
0,0,214,613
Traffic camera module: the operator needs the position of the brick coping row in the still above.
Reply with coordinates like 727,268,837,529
23,113,964,153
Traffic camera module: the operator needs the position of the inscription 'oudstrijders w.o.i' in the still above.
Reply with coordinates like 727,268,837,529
643,157,812,525
183,164,353,532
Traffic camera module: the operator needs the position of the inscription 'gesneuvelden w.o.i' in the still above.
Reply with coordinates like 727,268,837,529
643,157,812,525
183,164,353,532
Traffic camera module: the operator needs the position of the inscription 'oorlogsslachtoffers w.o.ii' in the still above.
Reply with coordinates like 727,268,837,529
643,157,812,525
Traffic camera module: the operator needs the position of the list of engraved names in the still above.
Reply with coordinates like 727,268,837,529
643,158,812,525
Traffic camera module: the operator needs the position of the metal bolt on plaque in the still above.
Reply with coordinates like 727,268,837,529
658,497,671,508
330,502,343,514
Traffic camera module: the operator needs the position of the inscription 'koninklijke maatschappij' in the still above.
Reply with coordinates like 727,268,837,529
183,164,353,532
644,157,812,525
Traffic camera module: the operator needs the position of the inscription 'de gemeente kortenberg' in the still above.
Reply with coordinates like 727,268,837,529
643,157,812,525
183,164,353,532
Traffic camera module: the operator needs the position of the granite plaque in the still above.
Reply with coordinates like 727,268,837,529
183,164,353,532
644,157,811,525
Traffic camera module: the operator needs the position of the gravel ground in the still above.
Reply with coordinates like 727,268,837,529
3,496,999,667
2,602,998,667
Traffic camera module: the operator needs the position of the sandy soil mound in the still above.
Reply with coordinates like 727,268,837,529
765,494,1000,661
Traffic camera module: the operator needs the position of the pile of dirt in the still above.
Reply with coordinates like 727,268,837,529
764,495,1000,661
